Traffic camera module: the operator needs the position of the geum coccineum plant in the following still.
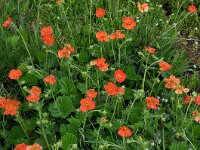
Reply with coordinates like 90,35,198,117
0,0,199,150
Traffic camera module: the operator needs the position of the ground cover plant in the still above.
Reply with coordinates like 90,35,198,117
0,0,200,149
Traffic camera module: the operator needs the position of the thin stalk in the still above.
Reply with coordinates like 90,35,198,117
162,127,165,150
111,99,118,121
126,99,137,122
36,103,51,150
89,0,93,45
12,23,34,67
142,54,150,90
16,115,30,140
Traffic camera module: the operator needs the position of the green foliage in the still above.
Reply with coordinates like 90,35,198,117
48,96,74,118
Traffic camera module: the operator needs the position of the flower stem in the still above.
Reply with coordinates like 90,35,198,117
36,103,51,150
16,115,30,140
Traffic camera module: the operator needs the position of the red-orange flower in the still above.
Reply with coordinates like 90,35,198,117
8,69,22,80
4,99,20,116
146,96,160,110
26,143,42,150
14,143,28,150
58,47,70,59
137,2,149,13
114,87,125,97
183,95,192,104
86,89,98,99
145,47,156,54
0,97,6,108
101,117,107,122
104,82,118,96
3,17,11,28
26,95,40,103
90,58,109,71
42,35,55,46
110,30,125,40
44,75,56,85
192,110,198,117
174,85,189,95
66,44,75,53
122,17,136,30
41,26,54,46
159,61,172,71
118,126,132,138
26,86,42,102
187,5,197,13
96,31,109,42
41,26,53,36
80,97,96,112
114,70,126,83
163,75,180,89
192,111,200,124
95,8,106,18
29,86,42,96
193,95,200,106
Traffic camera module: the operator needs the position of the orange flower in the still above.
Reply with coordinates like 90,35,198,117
56,0,64,4
118,126,132,138
4,99,20,116
58,47,70,59
110,30,125,40
101,117,107,122
0,97,7,108
26,143,42,150
44,75,56,85
29,86,42,96
80,97,96,112
114,87,125,97
137,2,149,13
193,95,200,106
95,8,106,18
146,96,160,110
114,70,126,83
104,82,118,96
3,17,11,28
26,86,41,102
41,26,53,36
66,43,75,53
183,95,192,104
14,143,28,150
8,69,22,80
187,5,197,13
194,117,200,124
163,75,180,89
90,58,109,71
42,35,55,46
145,47,156,54
122,17,136,30
159,61,172,71
86,89,98,99
96,31,109,42
192,110,198,117
174,85,189,95
26,95,40,103
98,63,109,71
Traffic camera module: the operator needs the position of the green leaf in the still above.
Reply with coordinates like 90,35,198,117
59,77,77,95
48,96,74,118
125,66,142,81
169,142,188,150
61,133,77,149
77,50,89,62
77,83,86,94
20,73,39,86
6,36,20,48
